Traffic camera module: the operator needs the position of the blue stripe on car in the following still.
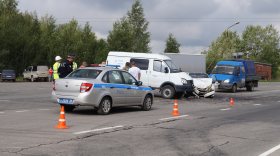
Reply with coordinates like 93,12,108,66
94,83,152,91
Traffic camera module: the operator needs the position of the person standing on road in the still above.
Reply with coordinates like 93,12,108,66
58,54,77,78
48,67,53,82
123,62,131,71
128,61,141,81
52,56,62,81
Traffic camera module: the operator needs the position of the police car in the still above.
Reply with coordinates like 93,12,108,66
52,66,153,115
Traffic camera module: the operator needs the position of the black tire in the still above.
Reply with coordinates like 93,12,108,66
142,95,153,111
246,82,254,91
97,97,112,115
161,85,175,99
232,84,237,93
13,79,16,82
63,105,75,112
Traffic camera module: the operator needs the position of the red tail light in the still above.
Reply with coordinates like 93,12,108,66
80,83,93,93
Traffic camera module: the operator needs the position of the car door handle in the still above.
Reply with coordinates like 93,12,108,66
110,86,115,89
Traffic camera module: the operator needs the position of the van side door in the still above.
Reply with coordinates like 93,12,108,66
149,60,170,88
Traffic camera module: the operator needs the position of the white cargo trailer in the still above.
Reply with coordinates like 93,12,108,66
163,53,206,73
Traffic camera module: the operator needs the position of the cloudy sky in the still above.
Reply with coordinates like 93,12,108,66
18,0,280,54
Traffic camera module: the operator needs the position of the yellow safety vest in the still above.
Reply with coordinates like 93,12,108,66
53,62,60,80
73,62,78,71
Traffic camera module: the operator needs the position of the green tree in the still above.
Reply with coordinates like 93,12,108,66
206,31,241,73
241,25,280,78
164,33,180,53
108,0,150,52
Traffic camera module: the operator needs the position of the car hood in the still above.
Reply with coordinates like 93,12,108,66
193,78,212,89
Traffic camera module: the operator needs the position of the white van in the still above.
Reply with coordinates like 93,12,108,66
106,51,194,98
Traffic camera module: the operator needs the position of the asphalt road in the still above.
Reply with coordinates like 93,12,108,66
0,82,280,156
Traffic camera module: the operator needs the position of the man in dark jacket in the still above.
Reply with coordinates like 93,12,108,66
58,54,77,78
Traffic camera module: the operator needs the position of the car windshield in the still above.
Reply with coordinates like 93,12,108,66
67,69,102,79
164,60,180,73
2,70,15,74
212,65,235,75
189,73,209,78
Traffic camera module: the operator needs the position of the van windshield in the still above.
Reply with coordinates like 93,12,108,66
212,65,235,75
164,60,181,73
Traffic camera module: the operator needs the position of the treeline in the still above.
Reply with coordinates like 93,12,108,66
0,0,110,75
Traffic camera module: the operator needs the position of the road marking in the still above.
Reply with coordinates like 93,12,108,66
15,110,29,113
259,144,280,156
74,125,124,135
254,104,262,106
220,108,231,111
278,101,280,103
38,109,51,111
0,112,5,114
159,115,189,121
0,99,9,102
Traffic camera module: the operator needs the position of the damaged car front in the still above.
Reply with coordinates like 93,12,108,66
189,73,215,98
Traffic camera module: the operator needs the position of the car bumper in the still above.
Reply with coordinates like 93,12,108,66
51,91,100,107
175,83,194,93
217,83,233,90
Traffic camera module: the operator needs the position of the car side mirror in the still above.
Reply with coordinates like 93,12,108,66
164,67,169,73
136,81,143,86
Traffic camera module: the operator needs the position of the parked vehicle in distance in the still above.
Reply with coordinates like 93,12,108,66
106,51,194,99
210,60,260,93
52,67,154,115
164,53,206,73
189,73,215,98
23,65,49,82
1,69,16,82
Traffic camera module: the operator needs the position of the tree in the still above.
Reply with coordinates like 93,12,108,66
206,31,241,73
127,0,150,52
164,33,180,53
241,25,280,78
108,0,150,52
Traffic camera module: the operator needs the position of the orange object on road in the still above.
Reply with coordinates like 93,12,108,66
230,98,235,107
172,99,180,116
55,105,68,129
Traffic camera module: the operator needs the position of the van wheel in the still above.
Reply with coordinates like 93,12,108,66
232,84,237,93
246,82,254,91
97,97,112,115
141,95,153,111
161,85,175,99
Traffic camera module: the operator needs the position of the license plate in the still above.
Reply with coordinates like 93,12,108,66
58,98,74,105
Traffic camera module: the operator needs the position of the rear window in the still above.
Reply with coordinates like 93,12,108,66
2,70,15,74
37,66,48,71
67,69,102,79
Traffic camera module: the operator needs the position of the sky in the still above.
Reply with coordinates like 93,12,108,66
18,0,280,54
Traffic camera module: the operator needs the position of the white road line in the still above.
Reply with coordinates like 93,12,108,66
74,125,124,135
38,109,51,111
0,99,9,102
159,115,189,121
15,110,29,113
254,104,262,106
220,108,231,111
278,101,280,103
259,144,280,156
0,112,5,114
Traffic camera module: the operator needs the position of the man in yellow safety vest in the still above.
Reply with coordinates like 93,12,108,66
53,56,62,81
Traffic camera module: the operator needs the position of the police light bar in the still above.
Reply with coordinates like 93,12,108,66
106,64,120,68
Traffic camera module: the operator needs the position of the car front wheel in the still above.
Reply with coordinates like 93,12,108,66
97,97,112,115
141,95,153,111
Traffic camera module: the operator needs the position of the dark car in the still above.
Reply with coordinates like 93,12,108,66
1,70,16,82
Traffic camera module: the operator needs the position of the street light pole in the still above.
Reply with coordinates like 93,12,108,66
226,22,240,37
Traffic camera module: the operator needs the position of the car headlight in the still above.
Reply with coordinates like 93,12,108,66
181,78,188,84
224,79,230,83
